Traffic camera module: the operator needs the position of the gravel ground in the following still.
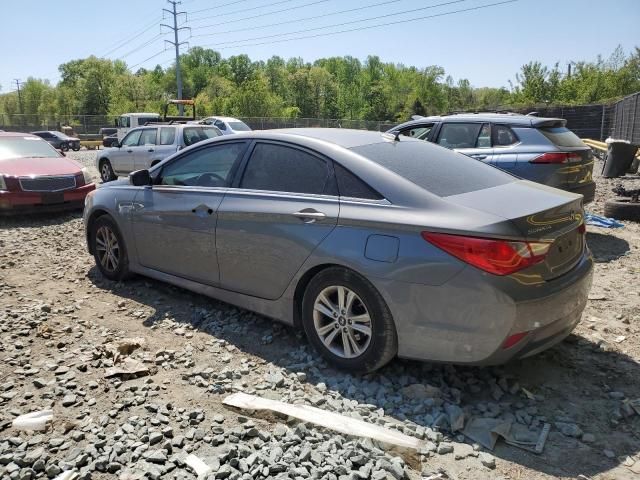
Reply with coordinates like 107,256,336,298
0,150,639,480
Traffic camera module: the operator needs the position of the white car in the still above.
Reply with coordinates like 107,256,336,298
196,116,252,135
96,124,221,182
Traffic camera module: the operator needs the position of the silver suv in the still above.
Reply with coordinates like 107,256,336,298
96,124,222,182
387,113,596,203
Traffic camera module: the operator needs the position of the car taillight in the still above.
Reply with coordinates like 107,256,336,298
421,232,552,276
530,152,582,164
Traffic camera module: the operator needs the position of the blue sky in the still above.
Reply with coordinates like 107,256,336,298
1,0,639,93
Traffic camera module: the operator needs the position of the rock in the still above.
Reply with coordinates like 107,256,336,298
581,433,596,443
436,444,454,455
555,422,582,438
265,371,285,387
145,450,167,464
401,383,442,400
445,404,465,432
475,452,495,469
62,394,77,407
603,449,616,459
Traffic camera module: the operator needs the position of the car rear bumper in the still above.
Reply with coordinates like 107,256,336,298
567,181,596,204
377,250,593,364
0,183,96,215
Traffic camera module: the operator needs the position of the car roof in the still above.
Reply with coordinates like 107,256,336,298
0,131,42,138
225,128,420,149
393,113,566,128
120,112,160,117
205,116,245,123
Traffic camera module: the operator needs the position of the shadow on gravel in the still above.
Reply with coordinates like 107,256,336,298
586,231,630,263
0,210,82,229
87,266,640,479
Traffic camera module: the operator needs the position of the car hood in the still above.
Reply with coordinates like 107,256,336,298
0,156,83,177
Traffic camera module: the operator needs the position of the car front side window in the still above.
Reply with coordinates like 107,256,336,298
122,130,142,147
160,142,247,188
138,128,158,145
400,125,433,140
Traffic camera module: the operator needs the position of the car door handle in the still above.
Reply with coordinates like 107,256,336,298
192,205,214,216
147,148,154,152
292,209,326,223
126,149,133,153
471,154,487,160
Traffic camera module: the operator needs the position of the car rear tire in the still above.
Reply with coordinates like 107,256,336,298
61,143,69,152
91,216,131,281
72,146,80,151
604,197,640,221
100,159,117,183
301,267,398,373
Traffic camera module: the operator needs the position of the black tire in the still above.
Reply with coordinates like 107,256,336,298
90,215,131,281
60,143,69,152
301,267,398,373
99,159,117,183
604,197,640,221
72,146,80,151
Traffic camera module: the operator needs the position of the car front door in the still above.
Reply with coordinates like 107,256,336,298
216,141,339,300
436,122,494,164
111,130,142,174
134,128,159,170
130,141,249,285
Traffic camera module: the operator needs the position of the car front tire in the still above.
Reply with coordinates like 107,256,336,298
99,159,117,182
301,267,398,373
90,215,131,281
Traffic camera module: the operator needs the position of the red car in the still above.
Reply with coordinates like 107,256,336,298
0,132,96,214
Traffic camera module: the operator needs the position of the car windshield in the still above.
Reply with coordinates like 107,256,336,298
182,126,221,146
228,121,251,131
0,136,61,161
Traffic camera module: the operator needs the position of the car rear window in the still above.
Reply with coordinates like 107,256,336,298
538,127,584,148
351,141,514,197
228,121,251,132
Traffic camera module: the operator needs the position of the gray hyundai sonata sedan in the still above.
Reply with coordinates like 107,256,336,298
83,128,593,373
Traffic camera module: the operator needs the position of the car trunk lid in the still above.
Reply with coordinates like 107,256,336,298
444,181,585,280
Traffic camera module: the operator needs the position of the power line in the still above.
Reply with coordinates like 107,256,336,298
190,0,255,14
189,0,296,23
190,0,330,29
100,18,163,58
197,0,518,50
129,49,173,70
200,0,469,47
192,0,403,38
118,33,169,60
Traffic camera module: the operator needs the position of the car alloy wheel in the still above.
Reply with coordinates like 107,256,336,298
95,225,120,273
100,161,114,182
312,285,372,359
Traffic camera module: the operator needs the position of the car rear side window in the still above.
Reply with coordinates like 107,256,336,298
334,163,383,200
159,127,176,145
493,124,518,146
437,123,483,149
240,143,329,195
351,141,514,197
183,127,220,146
538,127,584,148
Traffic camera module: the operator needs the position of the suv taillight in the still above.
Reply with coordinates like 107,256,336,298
422,232,551,276
530,152,582,164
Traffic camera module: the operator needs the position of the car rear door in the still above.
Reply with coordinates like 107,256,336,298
216,141,339,300
436,122,494,163
130,141,249,285
134,128,159,170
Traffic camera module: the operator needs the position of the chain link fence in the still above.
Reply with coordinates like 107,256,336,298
1,96,639,142
611,92,640,145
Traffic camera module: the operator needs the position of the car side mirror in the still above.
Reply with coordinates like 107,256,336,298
130,169,152,187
